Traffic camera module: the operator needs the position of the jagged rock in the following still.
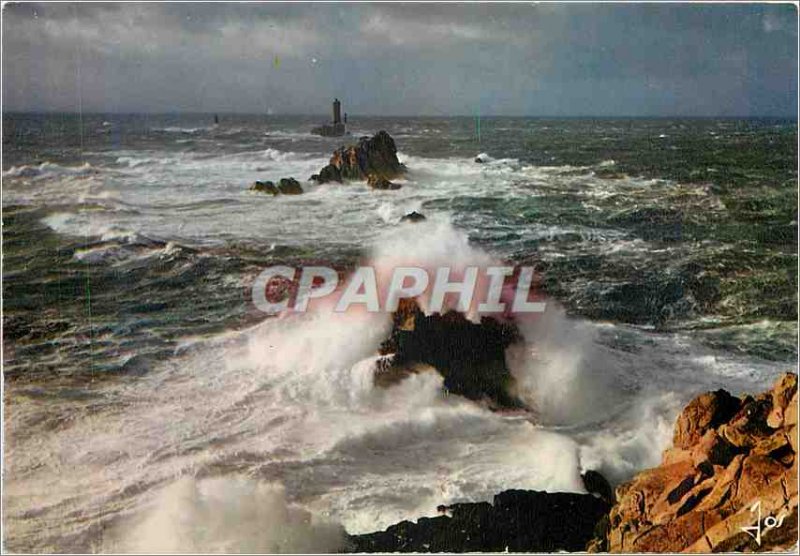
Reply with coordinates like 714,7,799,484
768,373,798,428
367,174,401,190
592,372,799,553
250,180,279,195
400,211,426,223
582,470,615,505
347,489,610,553
673,389,741,449
375,299,525,410
690,429,739,468
310,164,342,184
277,177,303,195
311,131,405,184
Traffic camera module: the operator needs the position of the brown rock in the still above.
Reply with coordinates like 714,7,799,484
367,174,401,190
690,429,739,468
752,431,792,458
717,396,774,449
673,389,741,449
662,446,692,466
694,454,745,513
768,372,798,428
622,510,707,552
788,424,798,454
734,454,787,508
784,391,798,427
599,374,798,553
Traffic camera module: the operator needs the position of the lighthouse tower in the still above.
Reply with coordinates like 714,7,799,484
311,99,348,137
333,98,342,125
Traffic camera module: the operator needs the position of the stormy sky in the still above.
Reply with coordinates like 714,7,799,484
2,2,797,116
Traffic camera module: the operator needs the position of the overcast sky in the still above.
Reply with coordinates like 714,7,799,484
2,2,797,116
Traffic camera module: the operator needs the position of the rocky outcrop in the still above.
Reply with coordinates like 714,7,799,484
250,177,303,195
375,299,525,410
348,488,610,553
590,372,798,553
277,177,303,195
311,131,405,185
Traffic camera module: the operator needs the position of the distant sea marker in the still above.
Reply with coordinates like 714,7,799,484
475,105,481,145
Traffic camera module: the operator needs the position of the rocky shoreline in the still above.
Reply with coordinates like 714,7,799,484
347,373,798,553
347,489,610,553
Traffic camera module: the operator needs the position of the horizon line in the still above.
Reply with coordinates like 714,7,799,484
3,110,798,120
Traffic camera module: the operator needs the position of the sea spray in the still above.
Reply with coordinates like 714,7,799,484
105,477,347,553
507,303,622,426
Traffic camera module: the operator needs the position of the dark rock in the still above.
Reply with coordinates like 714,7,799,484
277,177,303,195
313,131,405,184
376,299,525,410
474,156,486,163
311,164,343,184
400,211,427,223
251,178,303,195
347,489,610,553
367,174,401,190
582,470,615,505
250,180,279,195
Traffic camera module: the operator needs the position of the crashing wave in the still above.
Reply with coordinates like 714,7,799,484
3,161,96,179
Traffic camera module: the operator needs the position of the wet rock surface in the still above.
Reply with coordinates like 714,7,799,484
311,131,405,185
375,299,525,410
347,489,611,553
400,211,427,223
250,177,303,195
590,372,798,553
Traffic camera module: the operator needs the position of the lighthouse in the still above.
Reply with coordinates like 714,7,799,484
311,99,348,137
333,98,342,125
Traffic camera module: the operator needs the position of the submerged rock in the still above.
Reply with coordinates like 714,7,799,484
590,372,798,553
278,177,303,195
375,299,525,410
367,174,401,190
311,131,405,185
250,178,303,195
347,489,610,553
400,211,426,223
250,180,279,195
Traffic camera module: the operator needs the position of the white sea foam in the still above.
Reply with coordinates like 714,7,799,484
106,477,346,554
153,126,208,134
4,137,790,552
3,161,96,179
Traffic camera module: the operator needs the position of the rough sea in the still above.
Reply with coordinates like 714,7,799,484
2,113,797,552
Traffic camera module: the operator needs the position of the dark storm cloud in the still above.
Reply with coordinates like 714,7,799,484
2,2,797,116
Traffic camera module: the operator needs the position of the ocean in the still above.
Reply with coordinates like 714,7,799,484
2,113,797,552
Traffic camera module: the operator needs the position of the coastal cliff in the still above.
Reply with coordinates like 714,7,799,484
591,372,798,553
